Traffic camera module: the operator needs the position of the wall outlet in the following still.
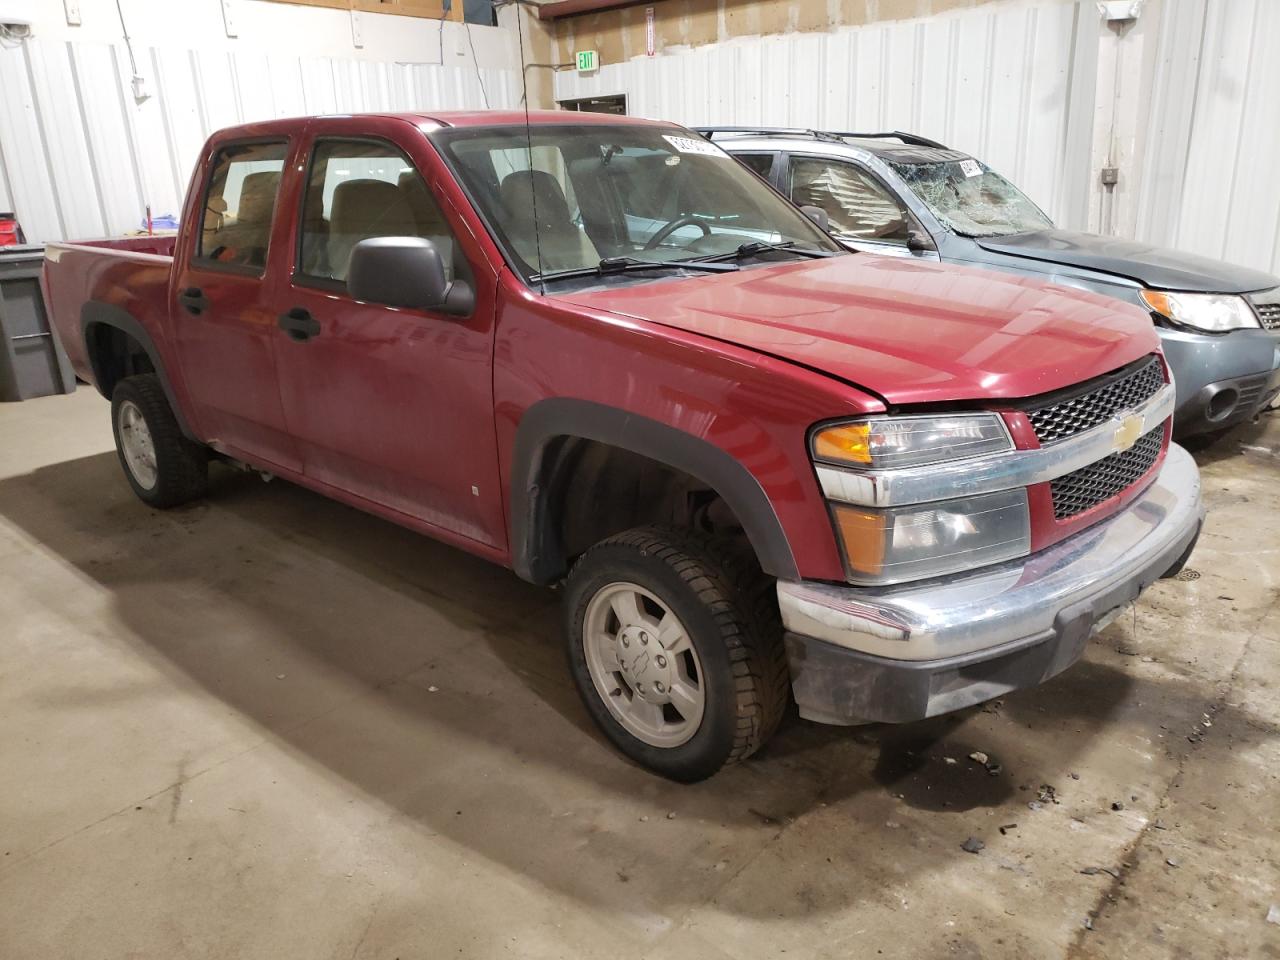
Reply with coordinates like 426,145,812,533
63,0,81,26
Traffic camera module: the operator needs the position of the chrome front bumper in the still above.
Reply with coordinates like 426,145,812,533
779,443,1204,725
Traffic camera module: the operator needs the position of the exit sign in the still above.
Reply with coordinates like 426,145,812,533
576,50,598,72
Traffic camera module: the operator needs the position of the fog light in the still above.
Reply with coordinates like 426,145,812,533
832,488,1031,584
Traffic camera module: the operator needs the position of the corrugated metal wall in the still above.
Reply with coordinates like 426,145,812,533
554,0,1099,229
0,38,518,243
1135,0,1280,274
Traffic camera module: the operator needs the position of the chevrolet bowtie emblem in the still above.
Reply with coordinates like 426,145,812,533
1113,413,1143,452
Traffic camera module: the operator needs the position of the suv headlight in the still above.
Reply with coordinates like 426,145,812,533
812,414,1028,585
1140,290,1260,333
811,413,1012,469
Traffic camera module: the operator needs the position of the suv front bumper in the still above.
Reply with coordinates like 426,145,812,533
779,443,1204,725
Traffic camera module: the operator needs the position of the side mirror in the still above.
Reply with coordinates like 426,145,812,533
906,223,936,253
800,205,830,231
347,236,474,316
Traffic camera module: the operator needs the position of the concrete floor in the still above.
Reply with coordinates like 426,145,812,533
0,388,1277,960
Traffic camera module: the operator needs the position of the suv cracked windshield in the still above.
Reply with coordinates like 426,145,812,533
434,123,844,285
889,158,1053,238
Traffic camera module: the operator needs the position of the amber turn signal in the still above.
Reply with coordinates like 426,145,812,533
812,423,873,465
831,505,886,576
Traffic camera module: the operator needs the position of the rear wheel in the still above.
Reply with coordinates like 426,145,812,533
110,374,208,508
563,526,789,782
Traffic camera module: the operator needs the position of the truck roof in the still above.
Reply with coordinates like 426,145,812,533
206,111,674,138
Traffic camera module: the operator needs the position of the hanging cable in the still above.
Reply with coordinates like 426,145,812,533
464,20,490,109
114,0,140,78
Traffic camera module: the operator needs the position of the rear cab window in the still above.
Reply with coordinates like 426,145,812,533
196,141,289,274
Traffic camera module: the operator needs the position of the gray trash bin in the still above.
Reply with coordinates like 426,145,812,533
0,245,76,401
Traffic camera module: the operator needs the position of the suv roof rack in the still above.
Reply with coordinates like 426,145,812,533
693,126,950,150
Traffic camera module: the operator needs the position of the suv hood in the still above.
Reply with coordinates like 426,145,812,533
559,255,1157,407
975,229,1279,294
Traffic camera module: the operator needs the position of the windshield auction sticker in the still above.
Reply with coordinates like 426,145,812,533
959,158,983,178
663,135,728,157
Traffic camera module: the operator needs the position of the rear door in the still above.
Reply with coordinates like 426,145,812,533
172,138,301,471
270,119,505,548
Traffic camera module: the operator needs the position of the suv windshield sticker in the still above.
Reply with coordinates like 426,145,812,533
959,158,983,178
663,134,727,157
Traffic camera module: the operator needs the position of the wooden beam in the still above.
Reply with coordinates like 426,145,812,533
263,0,463,22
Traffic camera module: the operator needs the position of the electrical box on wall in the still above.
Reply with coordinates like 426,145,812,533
220,0,237,37
350,10,363,48
63,0,81,26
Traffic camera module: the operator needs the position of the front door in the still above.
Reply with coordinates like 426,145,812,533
271,128,504,548
784,154,939,260
172,138,301,472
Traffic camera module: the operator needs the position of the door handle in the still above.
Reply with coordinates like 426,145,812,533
178,287,209,315
277,306,322,342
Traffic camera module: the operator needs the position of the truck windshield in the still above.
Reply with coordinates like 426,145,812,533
889,159,1052,238
433,124,843,282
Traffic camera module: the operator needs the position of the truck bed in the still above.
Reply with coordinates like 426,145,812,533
43,234,179,390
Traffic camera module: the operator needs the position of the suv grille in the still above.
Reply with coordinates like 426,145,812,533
1254,301,1280,331
1050,427,1163,519
1027,355,1164,445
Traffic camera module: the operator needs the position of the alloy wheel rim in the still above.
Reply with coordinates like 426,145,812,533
118,400,158,490
582,581,705,748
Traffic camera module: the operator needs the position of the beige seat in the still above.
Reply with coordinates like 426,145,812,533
327,178,419,281
207,170,280,267
499,170,598,273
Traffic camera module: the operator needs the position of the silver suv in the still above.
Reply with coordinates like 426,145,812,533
700,126,1280,439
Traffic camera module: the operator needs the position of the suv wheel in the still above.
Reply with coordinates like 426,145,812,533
563,526,789,782
111,374,208,508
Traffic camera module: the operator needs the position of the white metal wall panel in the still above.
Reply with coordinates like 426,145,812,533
1137,0,1280,274
555,0,1094,227
0,37,517,243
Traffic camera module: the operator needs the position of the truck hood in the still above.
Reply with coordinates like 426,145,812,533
975,229,1279,294
559,255,1157,407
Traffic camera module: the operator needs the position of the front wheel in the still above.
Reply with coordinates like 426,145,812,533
563,526,789,782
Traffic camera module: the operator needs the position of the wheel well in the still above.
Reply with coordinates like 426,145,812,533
534,437,752,582
85,322,155,399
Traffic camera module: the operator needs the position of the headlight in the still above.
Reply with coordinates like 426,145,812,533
832,489,1030,585
1140,290,1260,333
812,414,1012,469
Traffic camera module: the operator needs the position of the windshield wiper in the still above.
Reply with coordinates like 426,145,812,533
536,257,739,282
700,241,840,263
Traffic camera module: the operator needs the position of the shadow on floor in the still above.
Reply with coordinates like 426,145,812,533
0,449,1211,919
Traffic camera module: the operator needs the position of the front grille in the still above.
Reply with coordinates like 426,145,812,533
1253,301,1280,331
1027,355,1165,444
1050,427,1163,520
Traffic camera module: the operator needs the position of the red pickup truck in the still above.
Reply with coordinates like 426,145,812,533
44,111,1205,781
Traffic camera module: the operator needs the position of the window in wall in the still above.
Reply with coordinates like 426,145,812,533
298,138,468,285
788,156,910,245
197,141,289,271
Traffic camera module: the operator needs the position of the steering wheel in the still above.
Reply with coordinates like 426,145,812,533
644,215,711,251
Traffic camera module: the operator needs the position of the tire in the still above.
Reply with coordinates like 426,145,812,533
110,374,208,508
563,525,789,782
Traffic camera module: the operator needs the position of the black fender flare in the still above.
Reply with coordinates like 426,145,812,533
80,301,198,441
509,398,798,584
